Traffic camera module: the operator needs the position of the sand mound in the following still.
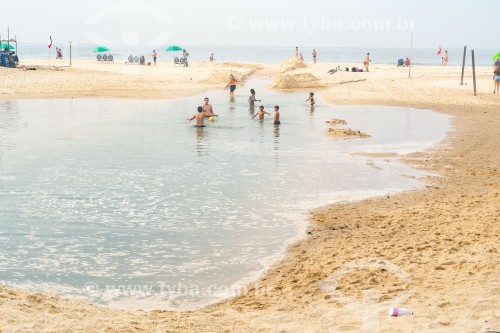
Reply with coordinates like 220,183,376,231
280,58,307,72
326,119,347,125
272,73,322,89
326,128,370,138
202,68,257,85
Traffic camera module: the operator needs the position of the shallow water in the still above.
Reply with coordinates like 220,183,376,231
0,79,451,310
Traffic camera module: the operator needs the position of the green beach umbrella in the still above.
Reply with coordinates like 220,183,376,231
93,46,110,53
492,52,500,61
0,43,15,50
165,45,182,52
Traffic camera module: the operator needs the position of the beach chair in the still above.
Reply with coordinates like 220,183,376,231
97,54,102,62
103,54,108,62
174,57,180,65
134,56,139,64
397,59,404,67
108,55,114,63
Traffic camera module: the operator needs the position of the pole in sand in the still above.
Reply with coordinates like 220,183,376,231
471,49,476,96
460,46,467,85
69,41,72,67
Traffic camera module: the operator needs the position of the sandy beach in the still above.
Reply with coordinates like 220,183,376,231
0,58,498,332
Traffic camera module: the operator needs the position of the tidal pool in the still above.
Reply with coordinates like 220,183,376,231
0,78,450,310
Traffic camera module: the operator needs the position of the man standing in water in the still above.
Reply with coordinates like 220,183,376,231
202,97,217,117
187,106,210,127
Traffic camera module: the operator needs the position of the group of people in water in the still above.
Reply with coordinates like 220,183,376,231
187,75,316,128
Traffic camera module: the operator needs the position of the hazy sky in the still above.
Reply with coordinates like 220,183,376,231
0,0,496,49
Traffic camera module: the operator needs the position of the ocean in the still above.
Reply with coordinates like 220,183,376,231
12,43,497,66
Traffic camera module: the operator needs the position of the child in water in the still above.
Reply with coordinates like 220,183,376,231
273,105,280,125
305,92,315,106
248,89,261,106
251,106,270,120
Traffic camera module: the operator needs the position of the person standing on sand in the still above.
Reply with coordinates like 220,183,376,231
296,46,299,58
225,74,238,96
187,106,211,127
364,53,371,72
493,63,500,94
152,50,157,66
443,51,449,66
299,53,304,62
305,92,315,106
252,105,270,120
210,53,214,62
273,105,281,125
312,49,317,64
201,97,217,117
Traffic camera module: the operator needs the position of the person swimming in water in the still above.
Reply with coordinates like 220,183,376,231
251,105,270,120
305,92,315,106
187,106,211,127
273,105,281,125
248,89,261,106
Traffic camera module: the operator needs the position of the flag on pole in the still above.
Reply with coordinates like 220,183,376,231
48,36,53,48
437,46,442,55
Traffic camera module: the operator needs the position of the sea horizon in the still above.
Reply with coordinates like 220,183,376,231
11,42,497,67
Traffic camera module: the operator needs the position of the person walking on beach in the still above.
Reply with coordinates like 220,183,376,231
187,106,210,127
273,105,281,125
210,53,214,62
248,89,261,106
305,92,315,106
312,49,317,64
202,97,216,117
152,50,157,66
252,106,270,120
443,51,449,66
296,46,299,58
225,74,238,96
493,63,500,94
364,53,371,72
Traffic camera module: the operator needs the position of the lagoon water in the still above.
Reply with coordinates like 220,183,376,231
0,79,450,310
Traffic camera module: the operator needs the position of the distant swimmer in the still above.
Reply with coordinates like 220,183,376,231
202,97,217,117
305,92,315,106
251,105,270,120
273,105,281,125
187,106,211,127
248,89,261,106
